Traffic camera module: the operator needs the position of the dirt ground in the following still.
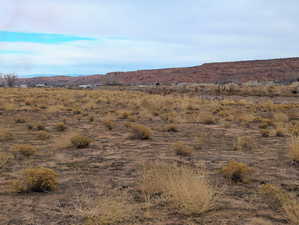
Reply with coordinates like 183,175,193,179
1,87,299,225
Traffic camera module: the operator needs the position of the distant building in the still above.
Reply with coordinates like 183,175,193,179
35,83,47,87
78,84,92,89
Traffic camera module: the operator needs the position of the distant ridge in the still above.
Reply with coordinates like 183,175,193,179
18,57,299,86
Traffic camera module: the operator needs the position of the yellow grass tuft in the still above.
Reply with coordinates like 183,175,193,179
139,162,216,215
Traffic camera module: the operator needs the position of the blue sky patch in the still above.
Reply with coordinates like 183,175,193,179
0,31,95,44
0,50,31,54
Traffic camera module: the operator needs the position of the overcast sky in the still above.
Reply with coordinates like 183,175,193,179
0,0,298,76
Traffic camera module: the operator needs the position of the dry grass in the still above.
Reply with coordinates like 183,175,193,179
12,167,58,193
221,161,254,183
75,192,137,225
129,123,152,140
0,129,13,141
71,135,92,148
36,131,51,140
172,141,193,156
233,136,255,151
288,136,299,162
54,122,67,131
139,162,216,215
0,152,13,169
52,132,77,150
12,144,38,157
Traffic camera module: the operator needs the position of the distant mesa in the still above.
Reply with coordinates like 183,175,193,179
18,57,299,86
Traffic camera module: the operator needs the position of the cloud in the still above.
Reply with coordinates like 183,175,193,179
0,0,298,76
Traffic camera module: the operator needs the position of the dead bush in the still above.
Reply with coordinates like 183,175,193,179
0,129,13,141
233,136,255,151
139,162,216,215
12,144,38,157
12,167,58,192
54,122,66,131
172,142,193,156
129,123,152,140
71,135,92,148
288,136,299,162
221,161,254,183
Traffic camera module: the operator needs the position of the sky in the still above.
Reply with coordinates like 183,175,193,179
0,0,298,77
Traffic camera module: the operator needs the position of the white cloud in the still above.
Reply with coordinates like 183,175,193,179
0,0,298,75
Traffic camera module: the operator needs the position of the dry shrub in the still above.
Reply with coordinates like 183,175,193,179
52,132,76,150
172,141,193,156
248,218,273,225
0,129,13,141
103,119,114,130
194,132,210,150
233,136,255,151
275,127,287,137
117,110,131,119
129,123,152,140
13,144,38,157
260,184,288,209
0,152,13,168
54,122,66,131
36,123,46,131
71,135,92,148
78,193,137,225
221,161,254,183
283,200,299,225
273,112,289,123
260,184,299,224
288,136,299,162
36,131,50,140
260,129,271,137
15,117,26,123
199,112,216,125
12,167,58,192
163,124,178,132
139,162,216,215
289,123,299,137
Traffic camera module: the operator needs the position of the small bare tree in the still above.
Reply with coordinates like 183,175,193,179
0,73,4,86
3,73,18,87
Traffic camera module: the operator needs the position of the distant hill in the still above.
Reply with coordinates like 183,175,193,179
18,57,299,86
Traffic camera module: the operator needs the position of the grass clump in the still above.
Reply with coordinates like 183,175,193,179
260,184,288,209
54,122,66,131
233,136,255,151
260,184,299,224
103,119,114,130
163,124,178,132
221,161,253,183
0,129,13,141
172,141,193,156
12,167,58,192
15,117,26,123
288,136,299,162
36,131,50,140
71,135,92,148
260,129,271,137
140,162,216,215
80,193,137,225
0,152,13,169
129,123,152,140
13,144,38,157
199,113,216,125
